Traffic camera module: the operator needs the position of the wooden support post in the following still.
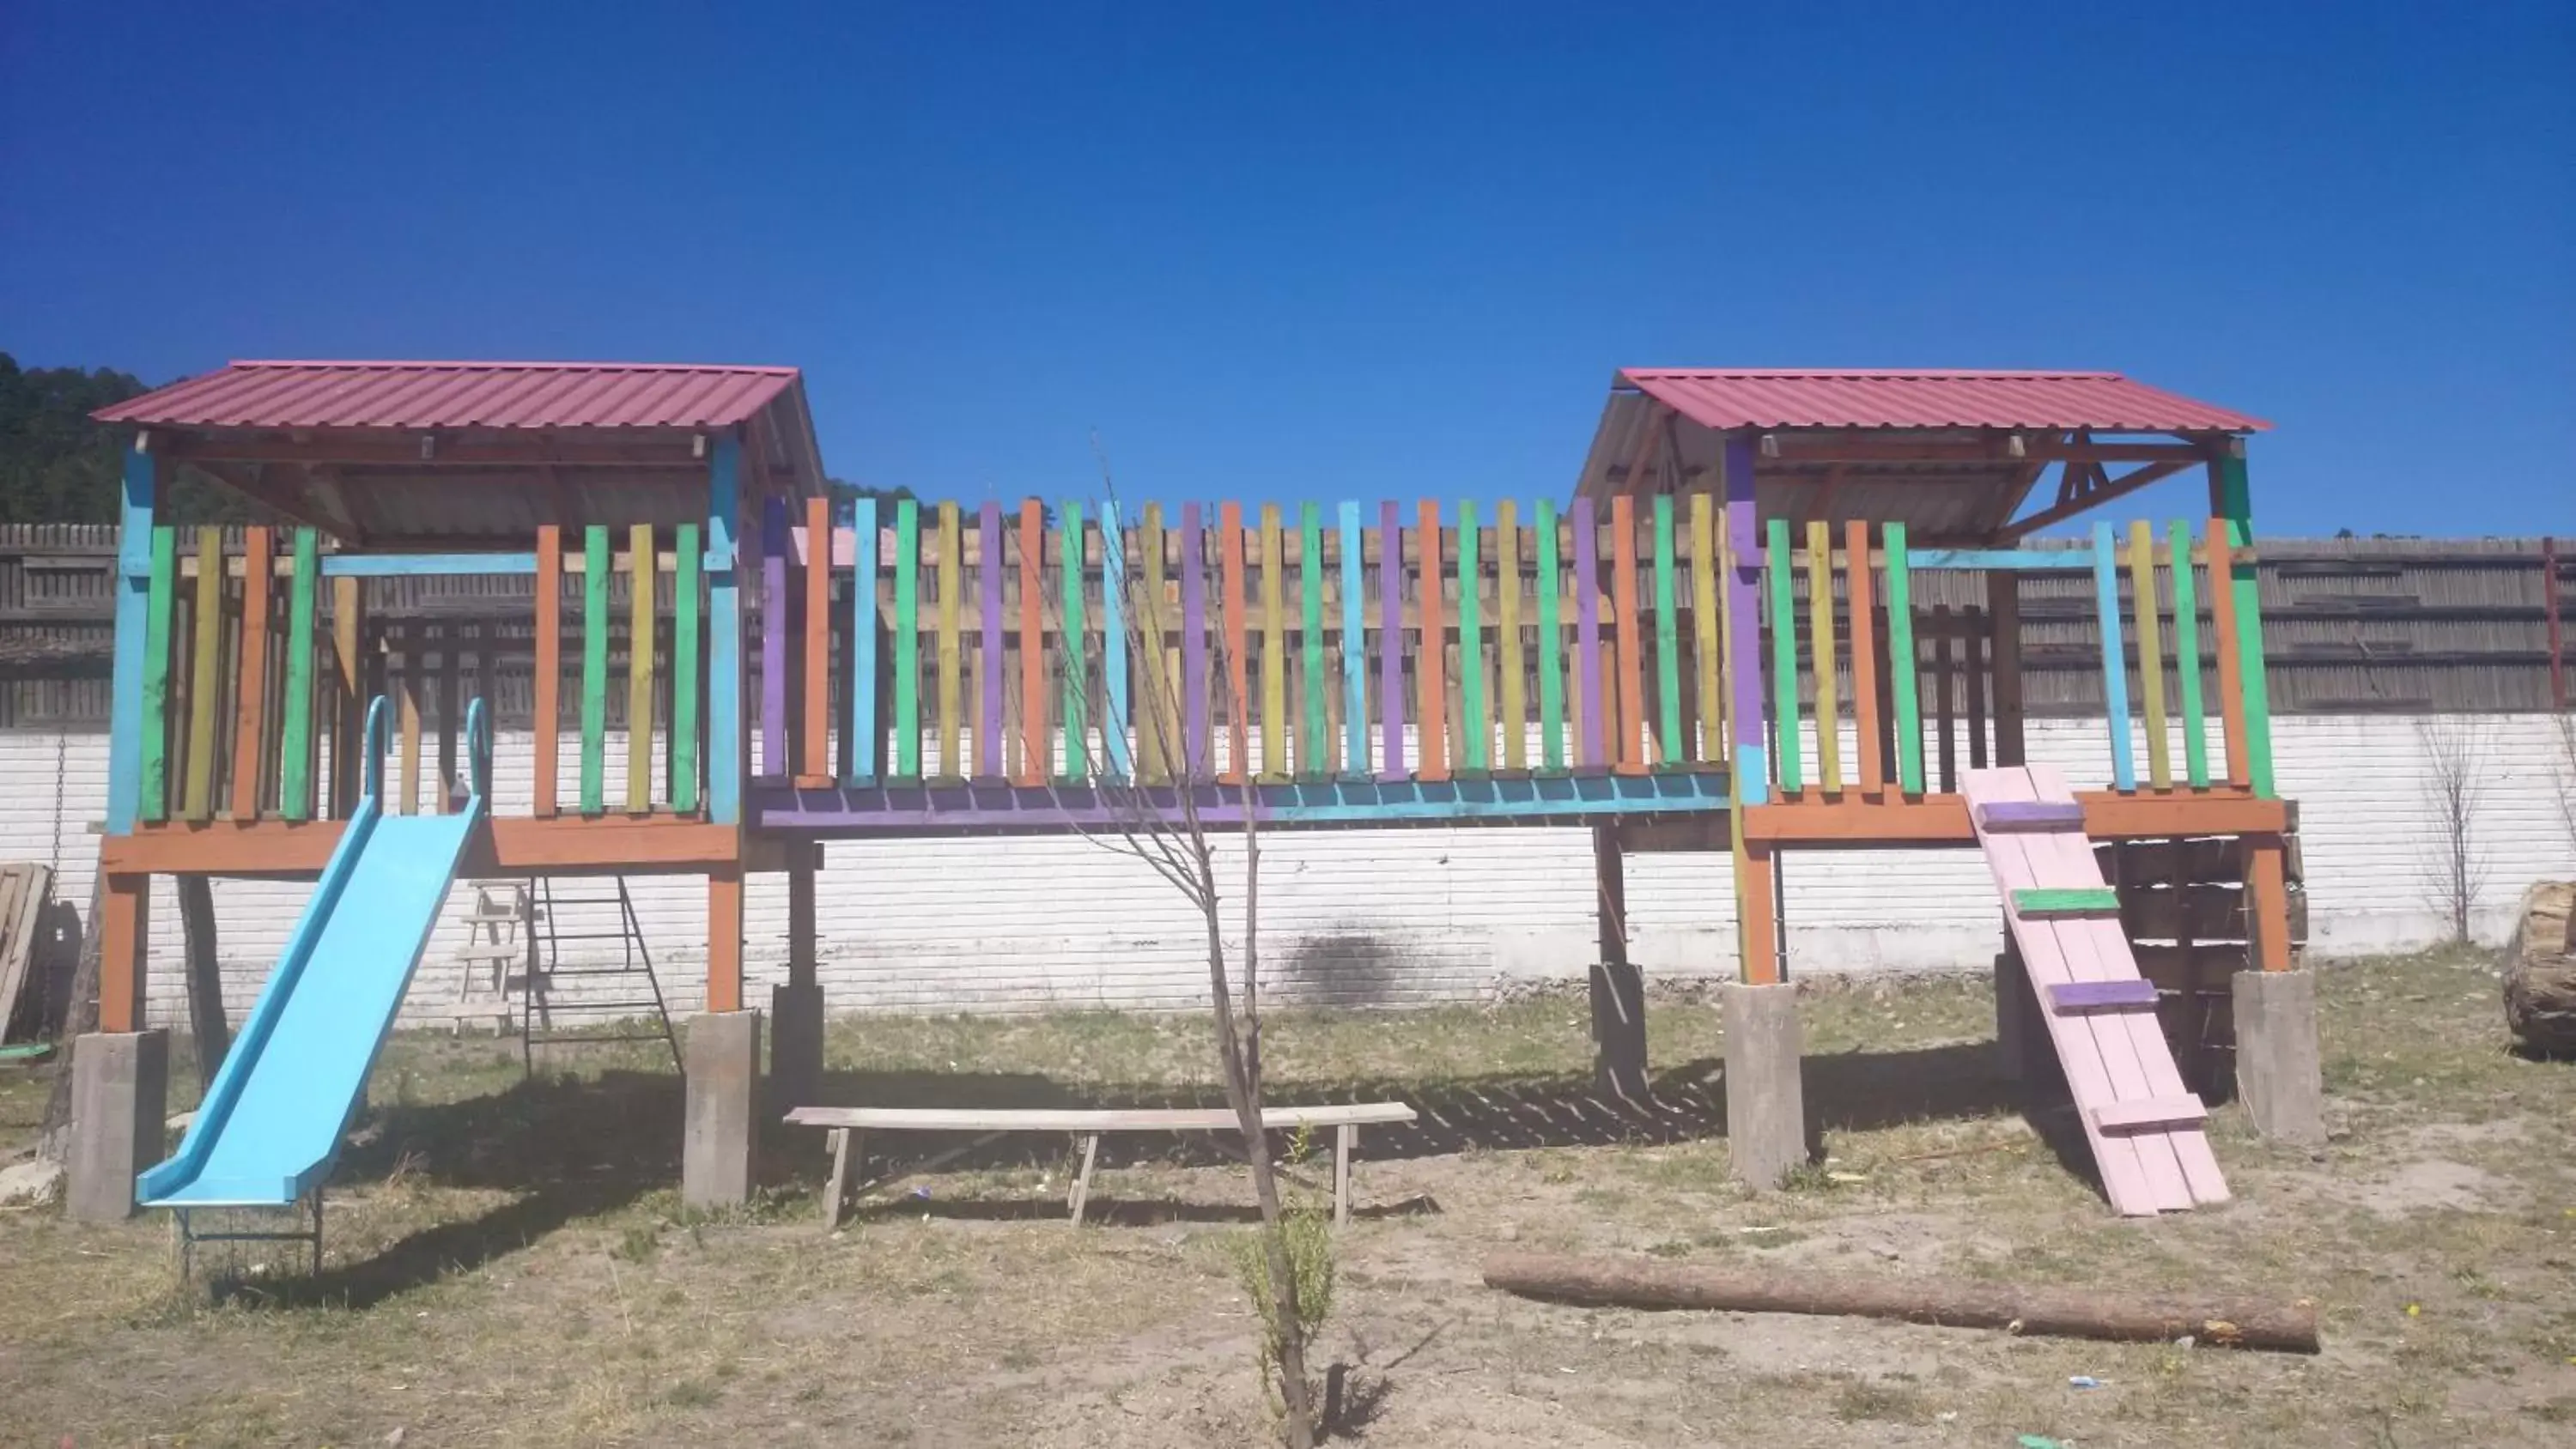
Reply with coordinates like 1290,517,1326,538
2246,835,2293,973
706,436,746,826
1590,825,1647,1101
1737,840,1779,986
98,873,149,1034
1986,571,2025,767
177,875,229,1088
1334,1123,1355,1228
1068,1131,1100,1224
707,864,744,1016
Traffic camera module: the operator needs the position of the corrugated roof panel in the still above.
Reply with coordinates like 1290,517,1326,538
1619,368,2269,433
94,361,802,431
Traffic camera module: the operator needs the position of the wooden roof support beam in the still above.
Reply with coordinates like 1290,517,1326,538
1997,458,2196,542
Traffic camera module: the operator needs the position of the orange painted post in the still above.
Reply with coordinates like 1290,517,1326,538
1018,500,1047,785
803,497,831,782
2247,836,2293,972
1737,842,1779,985
2205,519,2251,789
1416,502,1449,782
1220,501,1249,782
707,864,744,1015
230,526,273,819
331,576,365,818
97,874,149,1034
1844,519,1883,796
1611,495,1646,775
532,524,562,818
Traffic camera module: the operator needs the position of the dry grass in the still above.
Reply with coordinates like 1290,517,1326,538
1,949,2571,1446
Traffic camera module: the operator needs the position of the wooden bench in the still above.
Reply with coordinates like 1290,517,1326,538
783,1102,1419,1231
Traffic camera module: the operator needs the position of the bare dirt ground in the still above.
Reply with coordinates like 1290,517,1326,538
3,949,2571,1446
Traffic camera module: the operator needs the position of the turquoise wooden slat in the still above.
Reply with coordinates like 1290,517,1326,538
1101,497,1131,780
2093,521,2136,791
846,497,880,784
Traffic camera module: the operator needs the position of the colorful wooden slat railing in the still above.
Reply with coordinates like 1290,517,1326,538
675,521,702,811
812,499,839,785
1259,505,1286,780
582,524,611,813
2167,519,2208,789
1690,494,1721,768
631,523,659,811
981,501,1006,780
936,500,963,780
1220,502,1249,783
230,526,273,819
1100,498,1130,780
845,498,879,787
1534,498,1563,772
1417,500,1448,783
1338,500,1366,777
1495,501,1527,773
1299,503,1327,779
181,528,222,820
1806,520,1840,794
2128,520,2169,791
1376,500,1404,782
1843,519,1881,796
1883,523,1923,797
139,524,175,822
280,528,318,822
894,499,921,779
1571,497,1602,770
2092,522,2136,792
1610,494,1643,775
1458,500,1487,774
1018,500,1047,786
1181,500,1209,780
534,524,562,816
1059,500,1088,781
761,498,789,781
1764,518,1800,795
1652,496,1681,767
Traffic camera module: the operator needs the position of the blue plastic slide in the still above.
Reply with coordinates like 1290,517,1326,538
140,696,489,1208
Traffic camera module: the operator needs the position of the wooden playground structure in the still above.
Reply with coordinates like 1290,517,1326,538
64,361,2321,1222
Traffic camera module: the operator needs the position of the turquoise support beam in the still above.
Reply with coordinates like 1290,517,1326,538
706,435,745,825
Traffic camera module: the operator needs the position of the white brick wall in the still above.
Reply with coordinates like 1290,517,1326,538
2,715,2568,1026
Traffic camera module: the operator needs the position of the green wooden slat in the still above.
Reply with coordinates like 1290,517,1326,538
673,521,702,812
1456,499,1487,772
1299,502,1326,777
580,524,609,814
2215,457,2275,798
279,528,317,821
138,524,176,822
894,499,921,779
1534,497,1564,770
1651,494,1680,764
1765,518,1802,793
2012,887,2123,919
1059,501,1087,780
2168,519,2208,789
1883,523,1923,795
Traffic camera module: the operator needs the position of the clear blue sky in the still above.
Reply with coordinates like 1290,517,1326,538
4,2,2568,536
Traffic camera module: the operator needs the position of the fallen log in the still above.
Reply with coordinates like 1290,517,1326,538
1484,1252,2319,1354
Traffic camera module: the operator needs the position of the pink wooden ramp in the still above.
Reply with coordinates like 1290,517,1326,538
1962,766,2229,1216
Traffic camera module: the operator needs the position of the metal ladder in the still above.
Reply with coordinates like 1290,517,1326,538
521,876,682,1074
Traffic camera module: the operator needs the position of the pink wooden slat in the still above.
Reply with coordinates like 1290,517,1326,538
1960,767,2161,1216
2093,1095,2210,1132
2020,766,2230,1206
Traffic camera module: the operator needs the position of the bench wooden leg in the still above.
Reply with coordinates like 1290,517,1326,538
1067,1132,1100,1226
1334,1124,1355,1228
822,1127,858,1234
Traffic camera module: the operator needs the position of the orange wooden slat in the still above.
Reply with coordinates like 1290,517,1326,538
1416,501,1449,781
1611,494,1646,775
2206,518,2251,789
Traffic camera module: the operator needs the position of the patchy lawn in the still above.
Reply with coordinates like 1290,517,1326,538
2,949,2571,1446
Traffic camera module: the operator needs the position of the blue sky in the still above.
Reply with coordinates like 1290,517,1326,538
3,2,2568,536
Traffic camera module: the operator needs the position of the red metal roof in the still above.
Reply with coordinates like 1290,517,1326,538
94,360,802,431
1619,368,2269,433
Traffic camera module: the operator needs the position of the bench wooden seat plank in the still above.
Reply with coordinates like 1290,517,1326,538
790,1100,1417,1230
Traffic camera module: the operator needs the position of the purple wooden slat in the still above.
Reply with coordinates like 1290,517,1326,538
1379,500,1406,781
1182,501,1209,779
1723,435,1769,802
761,495,789,779
1978,799,2087,832
979,501,1004,778
2049,979,2160,1011
1572,496,1603,768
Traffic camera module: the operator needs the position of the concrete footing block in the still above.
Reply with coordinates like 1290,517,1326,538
683,1009,762,1208
67,1030,168,1223
2233,969,2324,1147
1722,983,1809,1190
769,982,824,1116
